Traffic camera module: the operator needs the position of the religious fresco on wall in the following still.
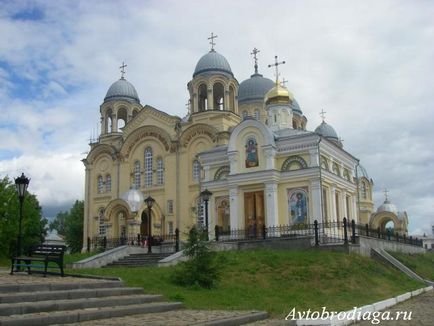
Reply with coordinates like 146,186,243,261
245,137,259,168
287,188,308,224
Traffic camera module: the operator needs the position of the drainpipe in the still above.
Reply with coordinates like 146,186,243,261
317,137,324,225
355,159,361,223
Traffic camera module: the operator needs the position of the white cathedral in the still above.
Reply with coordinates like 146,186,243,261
82,37,408,248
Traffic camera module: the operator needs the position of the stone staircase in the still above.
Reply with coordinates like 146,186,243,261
104,253,171,267
371,248,427,283
0,279,182,325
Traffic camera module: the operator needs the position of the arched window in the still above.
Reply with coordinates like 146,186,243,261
321,156,329,170
97,175,104,194
105,174,111,192
144,147,153,187
213,82,224,110
332,162,340,176
198,84,207,112
193,160,201,182
156,157,164,186
254,109,260,120
134,161,141,189
281,156,308,171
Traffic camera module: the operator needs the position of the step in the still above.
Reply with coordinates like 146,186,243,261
0,287,144,304
0,301,183,326
0,294,163,316
0,281,123,294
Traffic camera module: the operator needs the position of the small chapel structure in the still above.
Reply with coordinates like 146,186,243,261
82,36,408,249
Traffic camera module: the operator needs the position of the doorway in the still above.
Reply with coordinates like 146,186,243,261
140,211,149,237
244,191,265,238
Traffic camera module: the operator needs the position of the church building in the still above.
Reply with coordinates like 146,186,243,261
82,36,408,248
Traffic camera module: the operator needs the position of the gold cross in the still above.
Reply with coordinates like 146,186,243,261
268,55,285,84
119,61,127,79
319,109,327,121
208,32,218,51
281,78,288,87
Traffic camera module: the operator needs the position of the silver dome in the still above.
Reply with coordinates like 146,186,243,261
356,164,370,179
238,73,274,104
104,78,140,104
377,199,398,214
291,99,303,115
314,121,339,140
193,50,233,77
121,188,144,212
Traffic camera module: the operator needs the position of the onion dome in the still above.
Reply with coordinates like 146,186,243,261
377,199,398,214
265,83,294,105
121,188,144,212
104,78,140,104
314,121,339,140
238,73,274,104
193,50,233,77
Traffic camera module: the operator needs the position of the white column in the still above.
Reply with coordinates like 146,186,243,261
309,148,319,167
203,165,210,181
207,88,213,110
229,186,240,229
330,186,337,222
341,191,347,221
228,151,238,174
265,183,278,226
208,197,214,240
111,114,117,132
310,180,322,224
352,196,358,222
263,146,276,169
82,165,91,252
224,89,229,110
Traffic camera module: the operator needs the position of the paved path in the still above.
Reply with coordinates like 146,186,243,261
354,290,434,325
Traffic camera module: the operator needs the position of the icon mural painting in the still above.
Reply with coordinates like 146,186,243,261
288,189,308,224
245,137,259,168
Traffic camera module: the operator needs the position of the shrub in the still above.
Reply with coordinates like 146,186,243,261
171,226,221,289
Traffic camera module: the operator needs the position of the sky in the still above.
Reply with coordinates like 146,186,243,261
0,0,433,235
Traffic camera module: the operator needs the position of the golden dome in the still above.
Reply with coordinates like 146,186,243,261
264,82,294,105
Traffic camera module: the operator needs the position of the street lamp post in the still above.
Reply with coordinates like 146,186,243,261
144,196,155,253
14,173,30,271
200,189,212,241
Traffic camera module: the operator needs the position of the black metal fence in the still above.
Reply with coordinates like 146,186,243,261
214,218,423,247
86,228,180,253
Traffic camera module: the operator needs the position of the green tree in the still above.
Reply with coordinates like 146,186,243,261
51,200,84,253
0,177,47,258
171,226,221,288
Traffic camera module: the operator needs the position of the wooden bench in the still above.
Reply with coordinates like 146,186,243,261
10,244,66,277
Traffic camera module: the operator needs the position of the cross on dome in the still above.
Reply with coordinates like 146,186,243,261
281,77,288,87
384,188,389,201
119,61,127,79
208,32,218,51
319,109,327,122
268,55,285,84
251,47,260,74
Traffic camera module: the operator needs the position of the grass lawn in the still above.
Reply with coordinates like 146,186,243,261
388,251,434,281
67,249,423,318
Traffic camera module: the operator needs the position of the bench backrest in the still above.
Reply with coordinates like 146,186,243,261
30,244,66,258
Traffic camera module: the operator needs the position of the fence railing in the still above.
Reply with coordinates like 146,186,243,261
214,218,423,247
86,228,180,253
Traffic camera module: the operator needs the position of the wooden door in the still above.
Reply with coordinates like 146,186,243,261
244,191,264,238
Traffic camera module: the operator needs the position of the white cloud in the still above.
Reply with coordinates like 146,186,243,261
0,0,433,234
